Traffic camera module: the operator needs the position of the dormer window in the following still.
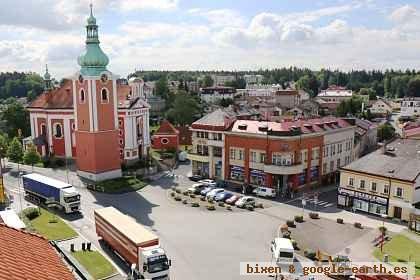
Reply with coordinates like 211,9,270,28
101,88,109,103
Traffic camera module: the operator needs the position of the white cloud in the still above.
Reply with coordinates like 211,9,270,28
389,5,417,23
118,0,179,12
189,9,245,28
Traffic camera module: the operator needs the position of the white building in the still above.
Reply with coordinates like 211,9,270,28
243,74,264,85
200,87,236,103
401,97,420,118
317,86,353,103
211,74,236,86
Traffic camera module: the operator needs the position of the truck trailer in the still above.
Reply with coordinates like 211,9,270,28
94,207,171,279
22,173,81,213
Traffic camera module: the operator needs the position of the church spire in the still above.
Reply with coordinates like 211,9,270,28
44,64,52,91
77,3,109,76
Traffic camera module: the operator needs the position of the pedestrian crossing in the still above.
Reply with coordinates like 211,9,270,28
302,197,335,208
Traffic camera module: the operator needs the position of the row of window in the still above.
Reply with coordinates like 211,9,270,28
323,140,352,158
347,178,404,197
195,131,222,141
79,88,109,104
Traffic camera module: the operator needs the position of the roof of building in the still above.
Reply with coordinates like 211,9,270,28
0,224,76,280
318,85,353,97
230,117,352,135
0,210,26,229
341,138,420,182
155,120,178,135
192,109,236,129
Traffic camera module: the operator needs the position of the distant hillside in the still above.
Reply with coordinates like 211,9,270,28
0,72,44,100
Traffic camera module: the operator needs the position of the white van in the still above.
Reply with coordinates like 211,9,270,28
253,187,276,198
271,238,294,264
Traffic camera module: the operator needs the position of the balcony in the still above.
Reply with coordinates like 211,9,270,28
207,139,223,147
187,152,210,163
264,163,304,175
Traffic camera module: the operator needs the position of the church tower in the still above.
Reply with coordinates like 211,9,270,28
72,5,122,181
44,64,53,91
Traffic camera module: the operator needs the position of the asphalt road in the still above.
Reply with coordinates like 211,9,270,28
2,162,340,280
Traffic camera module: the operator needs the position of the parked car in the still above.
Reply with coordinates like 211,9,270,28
214,192,234,202
198,179,217,188
188,174,203,182
225,195,241,205
253,187,276,198
200,187,215,196
206,188,225,200
187,183,206,194
235,196,256,208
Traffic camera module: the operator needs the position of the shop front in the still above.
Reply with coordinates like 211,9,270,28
337,187,388,216
250,169,266,186
230,165,245,182
192,161,209,178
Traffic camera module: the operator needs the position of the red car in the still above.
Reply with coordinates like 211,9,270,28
226,195,241,205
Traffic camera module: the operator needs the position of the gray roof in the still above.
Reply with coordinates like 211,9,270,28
193,109,235,126
342,139,420,182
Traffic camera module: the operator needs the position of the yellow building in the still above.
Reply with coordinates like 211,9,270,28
338,139,420,226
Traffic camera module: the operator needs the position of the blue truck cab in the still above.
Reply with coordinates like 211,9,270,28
22,173,81,213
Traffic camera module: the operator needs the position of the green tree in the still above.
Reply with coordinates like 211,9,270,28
408,76,420,97
219,98,234,107
1,98,30,137
336,96,364,117
7,137,23,163
202,75,214,87
155,76,169,99
358,88,377,100
23,143,41,169
377,123,395,142
166,91,200,125
297,74,320,96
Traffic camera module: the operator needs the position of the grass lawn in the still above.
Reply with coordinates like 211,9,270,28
96,176,147,193
26,209,77,240
373,234,420,276
72,250,116,280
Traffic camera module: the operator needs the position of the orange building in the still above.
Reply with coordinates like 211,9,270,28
27,6,150,181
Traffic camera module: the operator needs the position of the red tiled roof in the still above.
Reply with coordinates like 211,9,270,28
28,80,74,109
155,120,178,135
0,224,76,280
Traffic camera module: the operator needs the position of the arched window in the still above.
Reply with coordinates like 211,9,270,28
54,123,63,138
40,124,46,135
80,89,85,103
101,88,109,103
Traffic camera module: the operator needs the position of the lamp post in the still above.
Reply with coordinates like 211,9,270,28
17,171,24,212
380,213,388,253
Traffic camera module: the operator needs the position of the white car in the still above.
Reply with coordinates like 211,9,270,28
253,187,276,198
206,188,224,200
235,196,256,208
198,179,217,188
187,183,206,194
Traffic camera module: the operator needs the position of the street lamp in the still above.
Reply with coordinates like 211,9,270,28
380,213,388,253
17,171,24,212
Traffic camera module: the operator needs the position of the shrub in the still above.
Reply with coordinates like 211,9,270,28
354,222,363,229
174,196,182,201
182,190,189,196
182,199,188,204
191,202,199,207
175,188,181,194
218,202,225,207
226,205,232,211
337,218,344,224
379,226,387,235
207,205,216,211
22,207,40,220
304,249,316,260
256,202,264,209
170,191,176,197
54,158,65,167
208,198,214,204
200,197,206,201
294,215,304,223
246,205,254,211
189,194,196,199
282,231,291,239
286,220,295,227
309,212,319,219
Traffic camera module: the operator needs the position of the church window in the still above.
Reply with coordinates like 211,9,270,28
101,88,109,103
80,89,86,103
54,123,63,138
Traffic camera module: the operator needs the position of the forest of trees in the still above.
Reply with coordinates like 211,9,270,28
132,68,420,99
0,72,44,101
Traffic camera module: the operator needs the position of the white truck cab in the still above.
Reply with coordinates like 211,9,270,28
61,187,81,213
271,238,294,264
139,247,171,279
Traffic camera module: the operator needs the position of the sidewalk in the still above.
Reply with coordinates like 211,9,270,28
57,236,126,280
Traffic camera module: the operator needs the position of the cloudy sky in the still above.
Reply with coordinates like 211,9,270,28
1,0,420,78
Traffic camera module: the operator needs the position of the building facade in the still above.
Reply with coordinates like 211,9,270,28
199,87,236,103
27,6,150,181
339,139,420,222
401,97,420,118
189,113,356,194
369,99,393,115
